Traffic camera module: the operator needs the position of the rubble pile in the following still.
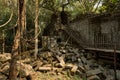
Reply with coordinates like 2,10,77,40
0,37,114,80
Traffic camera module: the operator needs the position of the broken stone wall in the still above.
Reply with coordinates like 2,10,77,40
70,19,89,46
69,15,120,49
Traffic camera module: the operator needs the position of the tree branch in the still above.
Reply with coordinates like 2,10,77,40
94,0,102,12
4,18,18,31
0,10,13,28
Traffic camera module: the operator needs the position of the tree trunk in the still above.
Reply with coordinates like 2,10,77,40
34,0,39,59
9,29,20,80
9,0,26,80
2,30,5,54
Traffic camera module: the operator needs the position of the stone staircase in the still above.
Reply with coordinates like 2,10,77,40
64,27,86,48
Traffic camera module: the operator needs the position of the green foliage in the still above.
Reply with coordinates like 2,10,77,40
0,0,17,51
41,0,54,11
98,0,120,13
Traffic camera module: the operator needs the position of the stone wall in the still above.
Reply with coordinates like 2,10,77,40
69,14,120,49
70,19,89,46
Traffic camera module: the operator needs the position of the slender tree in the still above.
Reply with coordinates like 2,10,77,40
34,0,39,59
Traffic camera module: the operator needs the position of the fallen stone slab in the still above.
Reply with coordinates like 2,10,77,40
71,65,78,73
87,75,100,80
31,60,43,70
86,69,102,77
81,57,87,64
0,62,9,70
17,62,34,77
38,67,52,71
84,65,91,70
0,73,7,80
78,66,86,72
56,55,65,67
0,65,9,76
0,53,11,62
65,63,74,68
18,58,31,63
